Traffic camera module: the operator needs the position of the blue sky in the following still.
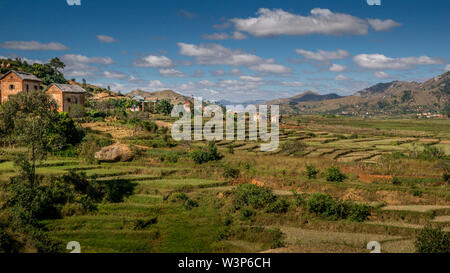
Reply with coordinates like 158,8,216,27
1,0,449,101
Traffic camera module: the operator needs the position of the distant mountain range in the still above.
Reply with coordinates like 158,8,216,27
269,71,450,116
267,91,343,105
123,71,449,116
127,89,193,105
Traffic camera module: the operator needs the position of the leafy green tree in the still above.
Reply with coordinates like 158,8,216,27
0,90,59,187
49,57,65,71
0,57,66,85
326,166,347,182
156,100,174,115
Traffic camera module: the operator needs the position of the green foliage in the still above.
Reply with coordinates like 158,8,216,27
167,192,198,210
305,165,319,179
415,226,450,253
183,199,199,210
0,227,22,253
280,141,306,156
411,189,423,197
392,177,402,185
443,173,450,183
326,166,347,182
265,198,290,214
306,193,370,222
141,120,158,133
101,179,136,203
240,208,255,220
156,100,174,115
222,164,240,179
4,161,111,223
414,145,446,161
232,184,282,212
50,112,85,150
168,192,189,202
78,134,114,164
227,144,234,154
0,89,59,155
190,141,223,164
68,104,86,119
0,57,67,85
131,217,157,230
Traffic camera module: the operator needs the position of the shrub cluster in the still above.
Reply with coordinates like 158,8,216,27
4,169,135,226
167,192,199,210
306,193,370,222
415,226,450,253
222,164,240,179
414,146,446,161
326,166,347,182
232,184,289,214
190,141,223,164
305,165,319,179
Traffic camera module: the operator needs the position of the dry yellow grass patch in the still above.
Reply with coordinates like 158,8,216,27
82,122,134,139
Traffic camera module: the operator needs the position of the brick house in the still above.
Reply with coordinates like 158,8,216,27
45,83,87,112
0,70,42,104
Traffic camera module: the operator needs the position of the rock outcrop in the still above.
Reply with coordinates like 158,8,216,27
95,143,134,162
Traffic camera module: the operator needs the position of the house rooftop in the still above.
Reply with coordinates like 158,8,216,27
131,95,145,101
0,70,42,82
47,83,87,93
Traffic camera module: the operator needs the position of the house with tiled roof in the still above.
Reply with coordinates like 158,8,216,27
45,83,87,112
0,70,42,104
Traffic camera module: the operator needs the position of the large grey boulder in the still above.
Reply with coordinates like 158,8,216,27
95,143,134,162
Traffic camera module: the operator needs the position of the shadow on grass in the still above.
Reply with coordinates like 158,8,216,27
100,179,137,203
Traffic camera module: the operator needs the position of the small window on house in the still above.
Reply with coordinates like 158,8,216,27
34,85,38,90
26,85,29,91
75,97,79,104
67,98,71,103
9,84,14,90
10,76,13,79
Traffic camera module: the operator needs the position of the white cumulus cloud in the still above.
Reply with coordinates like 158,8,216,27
177,42,290,74
329,64,347,72
134,55,173,68
103,71,127,79
231,8,369,37
296,49,350,61
249,63,292,74
159,68,187,78
61,54,114,65
374,71,390,79
335,74,349,81
367,19,401,31
354,54,444,70
96,35,118,43
240,75,263,82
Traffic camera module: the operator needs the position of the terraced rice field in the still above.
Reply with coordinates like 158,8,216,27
1,116,449,253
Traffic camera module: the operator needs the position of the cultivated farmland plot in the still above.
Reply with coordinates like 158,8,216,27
1,115,449,253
